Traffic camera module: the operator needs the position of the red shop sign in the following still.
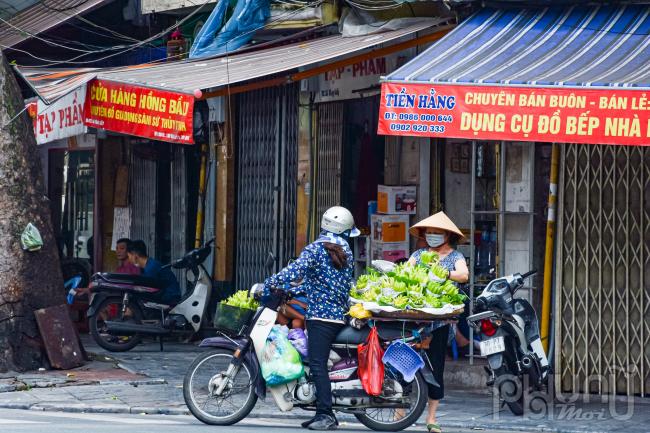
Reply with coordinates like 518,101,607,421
84,79,194,144
378,82,650,146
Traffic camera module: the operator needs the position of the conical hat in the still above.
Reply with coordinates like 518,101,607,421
409,211,464,239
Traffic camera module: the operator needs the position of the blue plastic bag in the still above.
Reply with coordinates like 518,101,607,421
65,276,83,305
261,325,304,386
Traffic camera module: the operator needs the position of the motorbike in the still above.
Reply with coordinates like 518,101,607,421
183,257,440,431
86,240,214,352
467,270,550,415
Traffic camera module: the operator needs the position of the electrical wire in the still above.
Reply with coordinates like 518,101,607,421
0,105,28,129
0,15,129,53
13,0,325,67
7,0,215,66
344,0,405,12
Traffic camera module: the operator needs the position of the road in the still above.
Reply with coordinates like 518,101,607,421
0,408,510,433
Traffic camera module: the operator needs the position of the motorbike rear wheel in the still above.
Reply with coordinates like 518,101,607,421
354,371,428,432
89,296,143,352
183,349,258,425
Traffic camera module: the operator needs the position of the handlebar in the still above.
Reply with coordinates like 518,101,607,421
521,270,537,279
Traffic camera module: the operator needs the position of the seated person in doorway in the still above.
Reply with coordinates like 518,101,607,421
127,240,181,305
115,238,140,275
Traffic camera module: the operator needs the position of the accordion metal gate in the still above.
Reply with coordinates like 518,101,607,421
557,144,650,396
315,102,344,222
130,152,158,260
236,85,298,291
170,146,188,294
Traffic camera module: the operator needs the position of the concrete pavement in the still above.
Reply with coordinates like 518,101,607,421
0,408,521,433
0,336,646,433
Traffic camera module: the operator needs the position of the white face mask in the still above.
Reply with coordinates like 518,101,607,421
425,233,445,247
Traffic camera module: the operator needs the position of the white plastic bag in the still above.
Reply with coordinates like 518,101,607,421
21,223,43,251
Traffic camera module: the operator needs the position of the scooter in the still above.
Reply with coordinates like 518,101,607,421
86,240,214,352
183,257,440,431
467,270,550,415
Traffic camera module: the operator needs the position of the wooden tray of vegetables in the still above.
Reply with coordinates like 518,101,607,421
349,251,466,320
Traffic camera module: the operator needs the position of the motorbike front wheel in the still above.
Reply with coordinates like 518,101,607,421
494,366,525,416
354,371,428,432
89,296,143,352
183,349,258,425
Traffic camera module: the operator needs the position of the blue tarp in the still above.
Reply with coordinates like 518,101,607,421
190,0,270,59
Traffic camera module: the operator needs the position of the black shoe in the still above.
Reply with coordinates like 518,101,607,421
308,414,337,430
301,417,317,428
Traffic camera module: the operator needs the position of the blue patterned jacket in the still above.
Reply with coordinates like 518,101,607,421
263,241,353,322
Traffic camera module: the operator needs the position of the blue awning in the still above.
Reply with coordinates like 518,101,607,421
386,5,650,89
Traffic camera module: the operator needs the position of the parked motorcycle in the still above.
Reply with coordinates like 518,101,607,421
87,240,214,352
183,264,440,431
467,270,550,415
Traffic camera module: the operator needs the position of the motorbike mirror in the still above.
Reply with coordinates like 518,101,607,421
265,252,276,271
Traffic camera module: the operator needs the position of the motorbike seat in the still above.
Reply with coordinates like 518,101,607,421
93,272,167,291
334,322,415,345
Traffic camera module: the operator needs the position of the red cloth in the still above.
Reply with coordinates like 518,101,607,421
116,261,140,275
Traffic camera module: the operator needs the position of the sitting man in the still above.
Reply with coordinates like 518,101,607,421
127,240,181,305
115,238,140,275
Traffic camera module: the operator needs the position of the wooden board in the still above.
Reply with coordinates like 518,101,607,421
35,305,85,369
113,164,129,207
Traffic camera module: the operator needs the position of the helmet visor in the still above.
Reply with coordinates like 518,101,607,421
350,227,361,238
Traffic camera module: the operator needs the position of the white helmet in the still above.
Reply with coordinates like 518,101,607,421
321,206,360,237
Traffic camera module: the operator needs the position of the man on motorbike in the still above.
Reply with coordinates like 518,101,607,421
127,240,181,304
263,206,360,431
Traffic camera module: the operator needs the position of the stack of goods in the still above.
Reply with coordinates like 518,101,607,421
370,185,417,263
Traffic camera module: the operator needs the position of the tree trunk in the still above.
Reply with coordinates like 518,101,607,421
0,51,64,372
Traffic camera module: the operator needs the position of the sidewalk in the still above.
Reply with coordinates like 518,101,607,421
0,336,646,433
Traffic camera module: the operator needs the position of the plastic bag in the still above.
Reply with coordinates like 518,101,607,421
288,328,308,358
349,303,372,319
357,326,384,396
21,223,43,251
261,325,304,385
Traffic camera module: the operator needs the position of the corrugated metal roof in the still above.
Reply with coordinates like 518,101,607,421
0,0,111,48
100,20,446,93
17,20,449,102
17,66,100,102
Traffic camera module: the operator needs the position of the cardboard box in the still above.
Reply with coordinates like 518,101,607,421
377,185,417,214
371,241,410,263
371,214,409,243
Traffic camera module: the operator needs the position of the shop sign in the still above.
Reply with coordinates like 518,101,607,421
30,86,87,145
84,79,194,144
378,83,650,146
316,53,411,103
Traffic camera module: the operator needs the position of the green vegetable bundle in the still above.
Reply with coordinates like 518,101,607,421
350,257,467,310
223,290,259,310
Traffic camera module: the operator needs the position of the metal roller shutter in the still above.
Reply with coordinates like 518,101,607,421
236,84,298,291
315,102,344,220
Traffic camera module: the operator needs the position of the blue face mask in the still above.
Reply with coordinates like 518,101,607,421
426,233,445,247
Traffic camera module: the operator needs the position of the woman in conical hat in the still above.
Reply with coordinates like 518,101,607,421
407,211,469,433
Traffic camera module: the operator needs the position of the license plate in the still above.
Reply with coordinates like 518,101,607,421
480,336,505,356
